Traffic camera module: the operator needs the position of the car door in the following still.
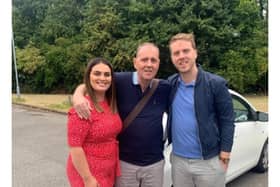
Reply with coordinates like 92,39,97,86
227,94,261,180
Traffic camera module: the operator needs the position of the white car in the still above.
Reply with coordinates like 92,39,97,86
162,90,268,186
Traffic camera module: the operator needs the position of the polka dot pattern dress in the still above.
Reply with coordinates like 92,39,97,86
66,97,122,187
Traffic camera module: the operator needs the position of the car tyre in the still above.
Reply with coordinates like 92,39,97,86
254,141,268,173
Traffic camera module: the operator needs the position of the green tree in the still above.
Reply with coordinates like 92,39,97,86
39,0,84,44
12,0,268,94
15,42,46,92
13,0,48,48
217,0,268,93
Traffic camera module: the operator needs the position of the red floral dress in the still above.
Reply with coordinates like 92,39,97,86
66,97,122,187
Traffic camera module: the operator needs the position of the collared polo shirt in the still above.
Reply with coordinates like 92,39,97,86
115,72,171,166
171,77,202,159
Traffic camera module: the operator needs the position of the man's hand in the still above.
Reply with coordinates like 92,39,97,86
219,151,231,171
74,97,91,119
73,84,92,119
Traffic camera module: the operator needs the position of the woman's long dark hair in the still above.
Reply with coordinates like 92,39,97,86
84,58,118,113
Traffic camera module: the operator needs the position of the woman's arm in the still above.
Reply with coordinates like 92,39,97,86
70,147,99,187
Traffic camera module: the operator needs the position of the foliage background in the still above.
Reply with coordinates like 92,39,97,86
12,0,268,94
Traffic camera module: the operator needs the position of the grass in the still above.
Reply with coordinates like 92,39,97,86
244,95,268,112
12,93,268,113
12,94,72,113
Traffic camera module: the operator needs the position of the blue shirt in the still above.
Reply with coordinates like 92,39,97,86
167,66,235,159
171,77,202,159
115,72,171,166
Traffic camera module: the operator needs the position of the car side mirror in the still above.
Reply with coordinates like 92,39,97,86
257,111,268,122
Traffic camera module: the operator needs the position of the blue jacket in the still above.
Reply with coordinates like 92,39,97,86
167,65,235,159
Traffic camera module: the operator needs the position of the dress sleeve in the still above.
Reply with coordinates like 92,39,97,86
67,108,90,147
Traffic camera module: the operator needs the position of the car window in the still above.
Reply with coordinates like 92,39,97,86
232,95,253,122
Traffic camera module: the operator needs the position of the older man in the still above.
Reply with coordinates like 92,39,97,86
72,42,170,187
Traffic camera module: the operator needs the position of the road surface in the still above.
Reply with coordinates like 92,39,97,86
12,105,268,187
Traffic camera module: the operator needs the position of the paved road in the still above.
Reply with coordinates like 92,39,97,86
12,105,268,187
13,105,68,187
226,171,268,187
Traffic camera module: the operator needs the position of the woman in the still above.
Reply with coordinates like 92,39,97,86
66,58,122,187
